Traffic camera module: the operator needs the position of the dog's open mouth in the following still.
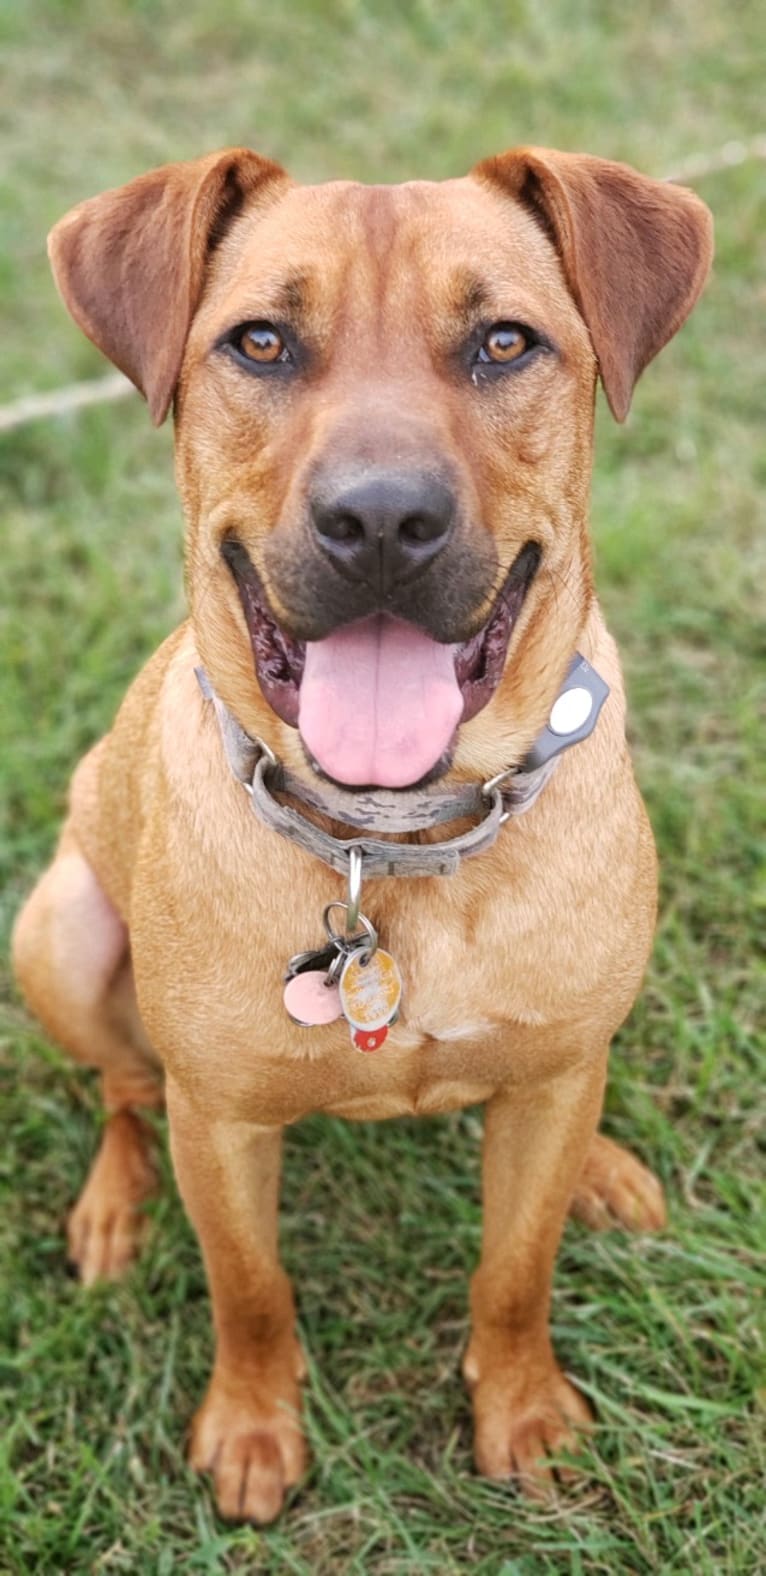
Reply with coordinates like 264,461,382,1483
222,540,540,788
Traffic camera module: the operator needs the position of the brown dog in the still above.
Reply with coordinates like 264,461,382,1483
12,146,712,1522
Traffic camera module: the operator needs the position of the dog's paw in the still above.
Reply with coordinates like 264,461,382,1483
465,1352,592,1498
189,1373,306,1523
67,1111,158,1284
569,1132,666,1232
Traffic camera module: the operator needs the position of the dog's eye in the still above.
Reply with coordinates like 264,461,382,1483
234,323,290,364
477,324,533,365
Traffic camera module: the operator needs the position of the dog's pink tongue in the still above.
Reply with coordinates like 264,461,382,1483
298,616,462,787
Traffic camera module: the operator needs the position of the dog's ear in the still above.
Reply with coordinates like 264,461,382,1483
47,149,288,425
473,147,713,421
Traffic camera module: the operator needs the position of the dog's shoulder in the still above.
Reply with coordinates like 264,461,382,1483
67,625,191,915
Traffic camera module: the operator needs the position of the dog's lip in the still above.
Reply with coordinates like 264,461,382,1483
221,537,540,735
220,539,305,725
454,540,541,723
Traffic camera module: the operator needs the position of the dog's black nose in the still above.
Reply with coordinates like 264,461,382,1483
311,469,455,589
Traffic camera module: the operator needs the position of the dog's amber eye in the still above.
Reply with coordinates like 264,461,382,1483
237,323,287,363
479,324,531,364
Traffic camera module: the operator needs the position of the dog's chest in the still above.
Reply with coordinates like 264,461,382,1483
313,946,541,1119
272,994,516,1123
231,906,556,1124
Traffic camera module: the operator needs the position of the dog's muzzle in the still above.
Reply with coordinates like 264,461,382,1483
222,536,542,790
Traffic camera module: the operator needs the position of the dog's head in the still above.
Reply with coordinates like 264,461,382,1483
49,147,712,789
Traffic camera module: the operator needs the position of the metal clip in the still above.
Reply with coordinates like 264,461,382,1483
323,900,378,961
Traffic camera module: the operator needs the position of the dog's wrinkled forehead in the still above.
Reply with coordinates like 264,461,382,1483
192,178,586,358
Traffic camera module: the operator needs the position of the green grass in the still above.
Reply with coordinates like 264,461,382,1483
1,2,764,1570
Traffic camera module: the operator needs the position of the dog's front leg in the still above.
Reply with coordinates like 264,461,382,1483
167,1080,306,1523
464,1056,607,1496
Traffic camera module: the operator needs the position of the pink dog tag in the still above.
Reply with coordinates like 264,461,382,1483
283,971,343,1027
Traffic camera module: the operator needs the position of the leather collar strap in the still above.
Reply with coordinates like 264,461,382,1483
195,653,608,878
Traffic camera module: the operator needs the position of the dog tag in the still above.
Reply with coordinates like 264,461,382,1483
352,1024,390,1052
340,948,402,1033
283,970,343,1027
284,943,339,981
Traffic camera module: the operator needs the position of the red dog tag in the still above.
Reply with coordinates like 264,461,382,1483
352,1025,390,1052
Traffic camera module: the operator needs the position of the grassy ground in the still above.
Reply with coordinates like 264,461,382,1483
1,2,764,1570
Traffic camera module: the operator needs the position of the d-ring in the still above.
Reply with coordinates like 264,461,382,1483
346,846,363,932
